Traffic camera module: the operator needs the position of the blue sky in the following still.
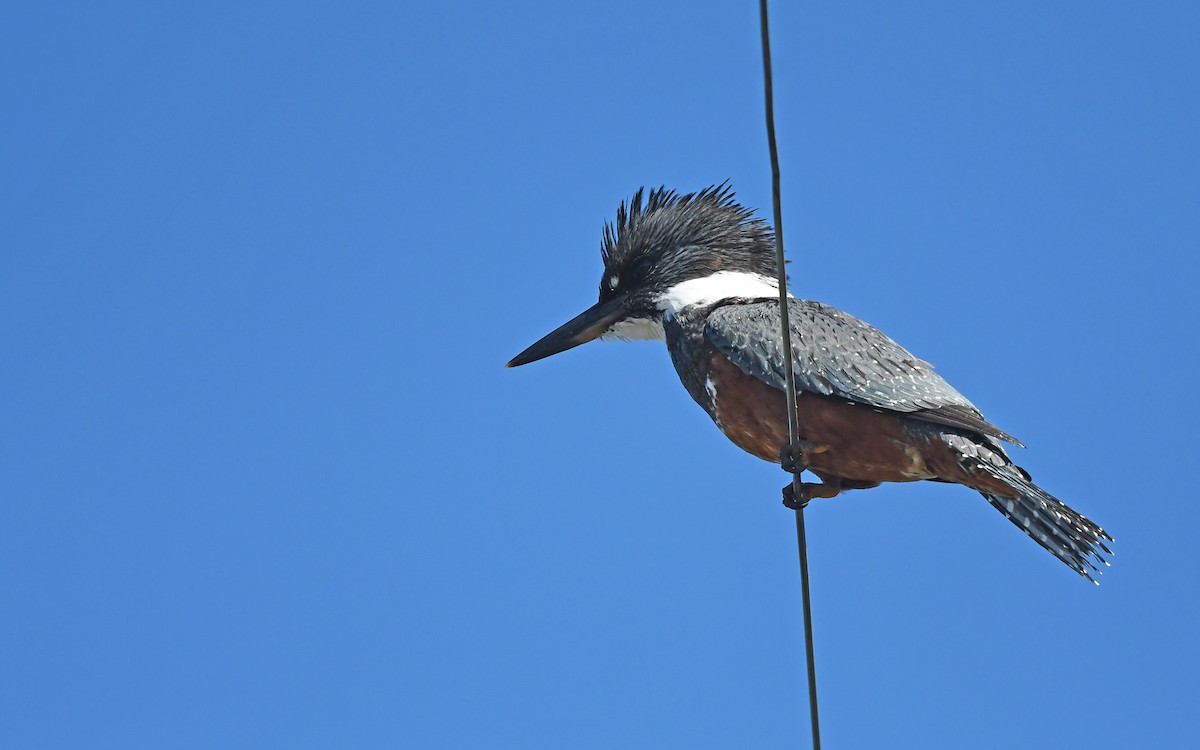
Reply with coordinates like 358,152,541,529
3,1,1198,747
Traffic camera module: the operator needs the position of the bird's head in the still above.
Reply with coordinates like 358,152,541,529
507,184,781,367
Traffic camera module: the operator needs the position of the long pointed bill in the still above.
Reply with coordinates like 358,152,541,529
506,296,627,367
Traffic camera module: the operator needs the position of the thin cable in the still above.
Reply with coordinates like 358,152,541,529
759,2,821,748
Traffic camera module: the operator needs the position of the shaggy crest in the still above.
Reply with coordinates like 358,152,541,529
600,184,778,281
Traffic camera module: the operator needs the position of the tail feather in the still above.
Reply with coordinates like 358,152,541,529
977,466,1112,583
937,431,1112,581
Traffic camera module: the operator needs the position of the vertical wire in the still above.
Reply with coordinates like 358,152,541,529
758,2,821,747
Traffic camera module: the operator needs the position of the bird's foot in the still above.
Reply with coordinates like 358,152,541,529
782,479,844,510
778,439,828,475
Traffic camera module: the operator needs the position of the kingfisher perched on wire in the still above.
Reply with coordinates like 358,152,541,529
507,184,1111,581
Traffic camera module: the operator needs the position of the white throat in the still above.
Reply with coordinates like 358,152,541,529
601,317,666,342
655,271,786,317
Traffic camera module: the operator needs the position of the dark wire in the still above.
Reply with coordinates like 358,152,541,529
758,2,821,748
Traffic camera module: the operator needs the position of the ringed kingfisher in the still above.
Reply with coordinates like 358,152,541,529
507,185,1111,581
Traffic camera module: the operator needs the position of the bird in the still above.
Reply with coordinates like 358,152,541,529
507,184,1111,581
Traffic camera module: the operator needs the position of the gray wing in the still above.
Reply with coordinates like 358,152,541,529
705,299,1021,445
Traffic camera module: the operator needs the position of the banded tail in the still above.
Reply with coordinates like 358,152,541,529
979,469,1112,583
941,432,1112,582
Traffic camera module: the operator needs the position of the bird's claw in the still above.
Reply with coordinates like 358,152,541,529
782,479,844,510
779,439,826,475
782,481,812,511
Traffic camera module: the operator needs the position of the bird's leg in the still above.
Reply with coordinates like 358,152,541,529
779,439,836,509
782,478,845,510
778,438,828,475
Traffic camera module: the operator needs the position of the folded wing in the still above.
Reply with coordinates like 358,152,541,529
704,299,1021,445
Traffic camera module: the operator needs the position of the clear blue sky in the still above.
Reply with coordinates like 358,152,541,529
3,2,1198,747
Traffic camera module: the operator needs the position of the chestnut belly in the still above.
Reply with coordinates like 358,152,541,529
707,352,937,484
